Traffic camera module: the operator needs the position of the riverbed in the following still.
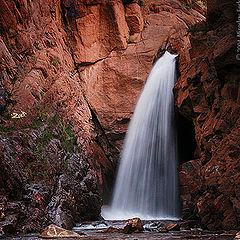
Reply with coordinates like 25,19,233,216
1,220,237,240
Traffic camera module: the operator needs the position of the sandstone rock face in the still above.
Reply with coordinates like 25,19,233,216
76,0,204,197
0,0,104,233
175,0,240,230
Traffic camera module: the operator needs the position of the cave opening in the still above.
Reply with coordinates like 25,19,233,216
175,111,197,165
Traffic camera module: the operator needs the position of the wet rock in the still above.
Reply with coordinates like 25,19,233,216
104,226,122,233
179,220,200,230
158,223,180,232
39,224,85,238
1,214,18,234
235,232,240,239
123,218,143,233
0,227,3,237
104,218,143,234
0,117,101,232
158,227,168,233
165,223,180,231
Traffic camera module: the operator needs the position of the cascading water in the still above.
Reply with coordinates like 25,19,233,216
102,51,180,220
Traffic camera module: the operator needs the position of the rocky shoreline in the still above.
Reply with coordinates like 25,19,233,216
2,219,240,240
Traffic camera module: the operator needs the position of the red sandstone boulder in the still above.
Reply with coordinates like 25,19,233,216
165,223,180,231
39,224,85,238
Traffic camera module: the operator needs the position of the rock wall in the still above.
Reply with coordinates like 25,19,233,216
0,0,205,215
4,0,238,234
0,114,101,233
0,0,101,233
74,0,204,200
175,0,240,230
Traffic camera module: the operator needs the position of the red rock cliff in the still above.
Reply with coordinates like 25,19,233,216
0,0,204,208
175,0,240,230
2,0,237,234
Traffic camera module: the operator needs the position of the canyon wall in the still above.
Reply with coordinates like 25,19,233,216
1,0,239,234
0,1,204,233
176,0,240,230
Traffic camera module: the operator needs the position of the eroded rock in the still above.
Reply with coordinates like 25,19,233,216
39,224,85,238
175,0,240,231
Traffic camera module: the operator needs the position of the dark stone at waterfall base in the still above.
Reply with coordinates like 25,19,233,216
124,218,143,233
103,218,143,234
158,223,180,232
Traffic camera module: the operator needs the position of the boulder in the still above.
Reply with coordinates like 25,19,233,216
103,218,143,234
158,223,180,232
235,232,240,239
39,224,86,238
124,218,143,233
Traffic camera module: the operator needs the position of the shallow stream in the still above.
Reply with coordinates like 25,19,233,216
1,220,237,240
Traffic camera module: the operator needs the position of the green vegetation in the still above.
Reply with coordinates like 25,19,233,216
138,0,144,6
129,29,134,36
0,105,79,183
183,1,195,11
151,3,164,8
32,112,78,154
126,36,134,44
0,126,16,134
50,56,60,66
187,22,209,34
33,42,41,50
59,122,78,153
25,112,79,183
196,0,207,11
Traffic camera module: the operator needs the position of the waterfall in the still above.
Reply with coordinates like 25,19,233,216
102,51,180,220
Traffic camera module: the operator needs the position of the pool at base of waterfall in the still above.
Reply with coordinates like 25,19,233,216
70,220,237,240
1,220,237,240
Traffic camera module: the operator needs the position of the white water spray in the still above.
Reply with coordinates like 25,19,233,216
102,51,180,220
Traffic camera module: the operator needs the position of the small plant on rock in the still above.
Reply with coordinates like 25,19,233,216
138,0,144,6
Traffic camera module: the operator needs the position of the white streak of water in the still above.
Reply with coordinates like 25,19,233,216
102,51,180,220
